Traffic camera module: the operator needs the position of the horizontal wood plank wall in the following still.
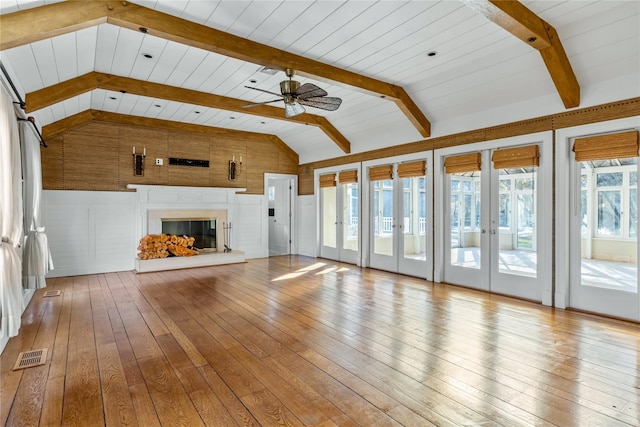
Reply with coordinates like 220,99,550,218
298,97,640,195
40,121,298,194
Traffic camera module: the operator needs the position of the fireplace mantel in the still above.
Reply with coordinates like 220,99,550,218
128,184,247,272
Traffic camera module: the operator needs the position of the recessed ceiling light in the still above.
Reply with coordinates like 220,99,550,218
258,66,278,75
194,111,201,114
108,96,117,100
154,104,161,108
119,90,126,94
260,121,266,125
139,27,149,34
427,51,437,57
143,53,153,59
249,79,257,84
230,116,236,120
527,37,537,43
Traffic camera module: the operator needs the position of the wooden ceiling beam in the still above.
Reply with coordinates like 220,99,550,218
464,0,580,108
42,109,94,139
42,109,299,164
2,0,430,138
26,72,351,153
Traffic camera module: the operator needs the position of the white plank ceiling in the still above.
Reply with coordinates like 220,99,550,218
1,0,638,163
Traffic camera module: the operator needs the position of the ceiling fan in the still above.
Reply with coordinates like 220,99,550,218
243,69,342,118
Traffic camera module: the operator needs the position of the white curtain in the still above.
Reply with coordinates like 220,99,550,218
20,121,53,289
0,85,24,338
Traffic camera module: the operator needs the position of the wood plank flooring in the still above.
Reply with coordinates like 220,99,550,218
1,256,639,426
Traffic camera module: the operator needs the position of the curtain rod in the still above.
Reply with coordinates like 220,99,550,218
18,116,47,148
0,60,47,148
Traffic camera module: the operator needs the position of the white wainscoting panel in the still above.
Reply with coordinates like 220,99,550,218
297,195,316,258
43,190,135,277
235,194,268,259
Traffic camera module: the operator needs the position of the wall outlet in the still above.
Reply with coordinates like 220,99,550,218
155,158,163,166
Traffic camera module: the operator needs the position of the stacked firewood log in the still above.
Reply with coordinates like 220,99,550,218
137,234,199,260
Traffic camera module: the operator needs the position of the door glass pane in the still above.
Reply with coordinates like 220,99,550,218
321,186,336,248
580,159,637,292
597,191,621,236
630,189,637,238
403,176,426,261
342,183,358,251
516,194,535,249
497,168,537,277
373,180,393,256
450,173,480,268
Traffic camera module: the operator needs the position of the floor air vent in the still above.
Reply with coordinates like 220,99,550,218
43,290,61,297
13,348,48,370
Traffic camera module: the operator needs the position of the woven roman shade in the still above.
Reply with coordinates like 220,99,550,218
369,165,393,181
492,145,540,169
397,160,426,178
444,153,481,174
339,170,358,184
319,173,336,188
572,130,639,161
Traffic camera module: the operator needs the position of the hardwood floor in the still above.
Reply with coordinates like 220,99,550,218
1,256,639,426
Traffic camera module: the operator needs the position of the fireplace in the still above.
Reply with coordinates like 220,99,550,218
161,217,218,252
147,209,227,252
128,184,246,272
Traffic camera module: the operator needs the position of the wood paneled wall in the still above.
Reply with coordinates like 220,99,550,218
41,121,298,194
298,97,640,195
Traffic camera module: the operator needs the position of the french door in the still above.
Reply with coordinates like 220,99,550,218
318,166,360,264
438,134,552,302
366,154,433,279
567,128,639,320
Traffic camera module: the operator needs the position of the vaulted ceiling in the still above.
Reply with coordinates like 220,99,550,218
1,0,638,164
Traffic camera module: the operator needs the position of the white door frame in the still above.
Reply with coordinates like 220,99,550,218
555,116,640,317
434,132,553,305
264,173,298,256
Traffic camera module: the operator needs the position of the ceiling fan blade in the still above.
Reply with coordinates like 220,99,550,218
298,96,342,111
294,83,327,99
244,85,283,97
241,99,283,108
285,102,306,118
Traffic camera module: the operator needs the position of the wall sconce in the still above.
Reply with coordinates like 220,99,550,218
133,146,146,176
228,154,243,181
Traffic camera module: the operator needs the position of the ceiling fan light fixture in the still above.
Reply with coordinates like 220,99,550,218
243,68,342,117
285,102,305,118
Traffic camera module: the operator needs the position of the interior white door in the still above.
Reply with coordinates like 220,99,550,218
268,178,291,256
